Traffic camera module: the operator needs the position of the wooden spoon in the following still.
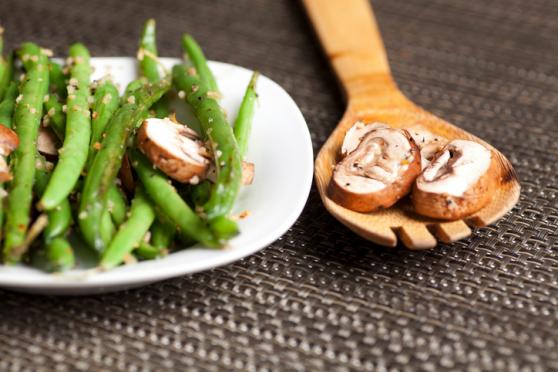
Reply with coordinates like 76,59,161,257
304,0,520,249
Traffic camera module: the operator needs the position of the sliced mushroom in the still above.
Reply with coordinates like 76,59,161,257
329,126,421,212
206,161,255,185
241,162,255,185
406,125,447,169
412,139,496,220
138,117,210,183
0,126,18,182
340,121,388,157
118,153,135,194
37,126,59,157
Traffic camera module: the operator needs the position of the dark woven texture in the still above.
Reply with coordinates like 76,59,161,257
1,0,557,370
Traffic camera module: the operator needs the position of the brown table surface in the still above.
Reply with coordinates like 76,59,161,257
1,0,557,370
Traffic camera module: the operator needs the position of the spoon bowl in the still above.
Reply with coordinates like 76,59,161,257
304,0,520,249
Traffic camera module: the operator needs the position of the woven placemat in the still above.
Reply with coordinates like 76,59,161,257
1,0,557,370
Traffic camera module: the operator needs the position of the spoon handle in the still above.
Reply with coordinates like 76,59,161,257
303,0,397,103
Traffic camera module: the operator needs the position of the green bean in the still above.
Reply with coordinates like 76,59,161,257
151,219,175,250
39,43,92,210
139,19,160,83
43,200,72,242
121,79,142,104
88,80,119,168
138,19,169,118
0,82,18,128
130,149,218,247
100,186,155,269
0,51,14,102
191,179,211,206
122,79,166,127
3,43,49,263
45,237,75,272
43,61,68,140
153,101,170,118
34,158,50,190
173,63,242,221
43,94,65,140
34,165,73,243
135,242,164,260
47,77,124,229
181,34,218,92
209,215,239,240
79,78,170,251
107,184,127,225
48,61,67,98
100,210,115,246
234,72,259,158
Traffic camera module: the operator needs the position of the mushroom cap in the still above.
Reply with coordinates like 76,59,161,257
329,126,422,212
138,117,210,183
412,139,496,220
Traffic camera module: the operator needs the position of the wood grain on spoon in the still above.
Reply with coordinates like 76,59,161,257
303,0,520,249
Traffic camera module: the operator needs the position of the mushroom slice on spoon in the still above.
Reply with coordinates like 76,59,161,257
412,139,497,220
0,125,19,182
138,117,210,183
406,125,447,170
329,126,421,212
340,121,388,157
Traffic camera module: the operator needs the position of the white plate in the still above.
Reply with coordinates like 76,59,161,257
0,58,313,295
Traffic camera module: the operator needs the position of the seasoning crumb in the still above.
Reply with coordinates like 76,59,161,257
123,254,137,265
102,94,112,104
207,91,222,100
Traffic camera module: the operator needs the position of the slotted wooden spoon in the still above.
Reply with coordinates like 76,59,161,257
304,0,520,249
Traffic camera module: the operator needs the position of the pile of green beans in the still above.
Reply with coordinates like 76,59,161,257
0,20,259,272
